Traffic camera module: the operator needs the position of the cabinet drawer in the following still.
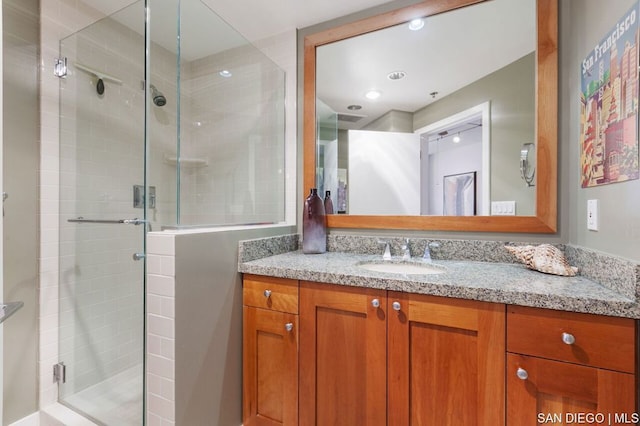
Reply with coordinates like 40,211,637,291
507,306,636,373
243,274,298,314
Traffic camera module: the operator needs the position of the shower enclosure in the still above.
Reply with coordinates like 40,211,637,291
57,1,285,424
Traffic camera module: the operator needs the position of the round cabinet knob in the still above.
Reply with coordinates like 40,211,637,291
371,299,380,308
263,290,272,298
562,332,576,345
392,301,401,311
285,323,294,332
516,368,528,380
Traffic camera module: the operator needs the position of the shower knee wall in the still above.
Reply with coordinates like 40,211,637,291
146,225,295,425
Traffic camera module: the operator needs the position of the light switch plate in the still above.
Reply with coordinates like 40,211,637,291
587,199,598,231
491,201,516,216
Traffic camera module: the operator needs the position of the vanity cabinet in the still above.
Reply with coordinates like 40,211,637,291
388,292,506,426
242,275,299,426
243,274,638,425
298,282,505,425
506,306,637,425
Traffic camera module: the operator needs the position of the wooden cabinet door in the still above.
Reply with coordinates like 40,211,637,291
388,292,506,426
243,306,298,426
507,353,636,426
299,281,387,426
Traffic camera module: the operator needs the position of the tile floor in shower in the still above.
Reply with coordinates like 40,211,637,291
62,365,143,425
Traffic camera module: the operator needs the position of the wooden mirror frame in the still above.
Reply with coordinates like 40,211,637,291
303,0,557,233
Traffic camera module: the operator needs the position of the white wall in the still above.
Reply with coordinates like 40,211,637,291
3,0,39,423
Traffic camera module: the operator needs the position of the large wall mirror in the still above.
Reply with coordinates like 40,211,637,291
303,0,557,233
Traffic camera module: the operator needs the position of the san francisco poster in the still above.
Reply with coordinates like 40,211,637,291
580,3,640,188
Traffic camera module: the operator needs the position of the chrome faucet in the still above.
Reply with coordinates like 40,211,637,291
423,241,440,262
401,238,411,260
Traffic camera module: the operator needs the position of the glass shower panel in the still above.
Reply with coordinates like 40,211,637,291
169,1,286,227
316,99,339,211
58,2,145,425
147,0,179,228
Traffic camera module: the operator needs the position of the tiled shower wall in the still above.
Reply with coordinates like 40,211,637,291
148,45,287,228
39,0,296,413
179,45,286,226
145,232,176,425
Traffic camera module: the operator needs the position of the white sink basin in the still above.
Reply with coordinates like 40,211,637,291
357,261,446,275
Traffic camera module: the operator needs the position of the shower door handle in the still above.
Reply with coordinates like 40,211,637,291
68,217,148,225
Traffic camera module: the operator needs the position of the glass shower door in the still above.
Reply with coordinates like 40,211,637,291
58,2,146,425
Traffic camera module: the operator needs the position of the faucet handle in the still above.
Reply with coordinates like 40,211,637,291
377,239,392,260
423,247,432,261
423,241,440,261
383,243,391,260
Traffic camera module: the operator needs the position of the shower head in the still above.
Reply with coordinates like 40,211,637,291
150,84,166,107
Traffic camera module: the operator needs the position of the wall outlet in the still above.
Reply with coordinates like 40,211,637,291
587,199,599,231
491,201,516,216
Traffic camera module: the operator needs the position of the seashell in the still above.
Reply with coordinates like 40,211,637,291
505,244,578,277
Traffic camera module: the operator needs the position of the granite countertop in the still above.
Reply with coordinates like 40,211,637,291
239,247,640,319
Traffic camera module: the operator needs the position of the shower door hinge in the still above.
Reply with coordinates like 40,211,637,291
53,362,66,384
54,57,68,78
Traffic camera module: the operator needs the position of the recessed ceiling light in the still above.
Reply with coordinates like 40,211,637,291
453,135,461,143
365,90,381,100
408,18,424,31
219,70,232,78
387,71,406,81
347,104,362,111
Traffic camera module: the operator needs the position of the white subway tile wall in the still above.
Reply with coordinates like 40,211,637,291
146,233,176,426
177,43,286,226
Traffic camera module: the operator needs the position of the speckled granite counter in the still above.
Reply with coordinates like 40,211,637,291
238,235,640,319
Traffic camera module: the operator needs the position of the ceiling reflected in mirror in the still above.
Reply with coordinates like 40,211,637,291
316,0,535,131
